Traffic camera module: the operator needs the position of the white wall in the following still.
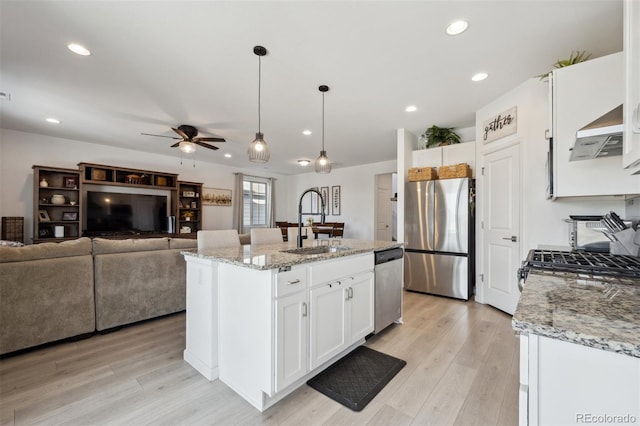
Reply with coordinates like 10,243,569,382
281,159,396,240
0,128,287,243
475,78,631,256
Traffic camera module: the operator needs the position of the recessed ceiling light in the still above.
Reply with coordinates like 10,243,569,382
67,43,91,56
46,118,61,124
224,153,232,158
471,72,488,82
405,106,417,112
297,159,310,166
302,130,312,136
446,20,468,36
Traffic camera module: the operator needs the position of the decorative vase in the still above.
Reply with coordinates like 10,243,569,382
51,194,65,205
39,178,48,187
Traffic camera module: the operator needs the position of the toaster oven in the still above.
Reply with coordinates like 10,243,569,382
565,215,611,252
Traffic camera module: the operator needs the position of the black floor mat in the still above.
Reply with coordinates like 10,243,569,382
307,345,406,412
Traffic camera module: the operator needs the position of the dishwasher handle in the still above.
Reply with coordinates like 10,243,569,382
374,247,404,265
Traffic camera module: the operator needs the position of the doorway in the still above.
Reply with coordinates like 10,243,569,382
375,173,396,241
481,143,521,314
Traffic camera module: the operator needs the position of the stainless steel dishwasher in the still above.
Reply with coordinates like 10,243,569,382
373,247,404,334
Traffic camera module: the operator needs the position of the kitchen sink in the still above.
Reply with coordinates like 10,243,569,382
280,245,352,255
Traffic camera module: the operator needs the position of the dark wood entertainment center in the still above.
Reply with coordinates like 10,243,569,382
33,163,202,243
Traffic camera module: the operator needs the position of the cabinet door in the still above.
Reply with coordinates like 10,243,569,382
442,142,476,177
309,282,347,370
275,291,308,392
553,52,638,196
346,272,374,344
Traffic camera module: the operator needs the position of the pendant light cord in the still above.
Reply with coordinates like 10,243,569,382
321,91,325,150
258,55,262,134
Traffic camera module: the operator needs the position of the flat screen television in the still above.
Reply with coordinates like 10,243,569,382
85,191,168,236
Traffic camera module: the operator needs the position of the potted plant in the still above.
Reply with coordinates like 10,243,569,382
420,125,461,148
538,50,591,81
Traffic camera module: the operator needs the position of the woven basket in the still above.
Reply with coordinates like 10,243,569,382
408,167,438,182
438,163,472,179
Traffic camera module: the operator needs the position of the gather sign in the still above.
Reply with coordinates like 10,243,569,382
483,106,517,143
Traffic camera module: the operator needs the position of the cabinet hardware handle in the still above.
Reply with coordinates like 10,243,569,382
345,289,350,301
349,287,354,299
287,279,301,285
302,302,308,317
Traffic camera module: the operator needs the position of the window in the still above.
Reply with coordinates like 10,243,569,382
243,176,271,228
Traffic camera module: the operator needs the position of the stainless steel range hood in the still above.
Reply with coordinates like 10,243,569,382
569,105,623,161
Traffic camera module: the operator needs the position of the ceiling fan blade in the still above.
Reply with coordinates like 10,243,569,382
195,137,226,143
172,127,189,140
194,141,219,150
170,142,181,148
141,133,180,140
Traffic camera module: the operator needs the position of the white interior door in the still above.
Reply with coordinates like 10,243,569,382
375,173,393,241
482,144,521,314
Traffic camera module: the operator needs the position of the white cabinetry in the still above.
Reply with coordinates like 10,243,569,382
275,290,308,392
184,252,375,411
519,334,640,426
309,281,347,369
624,0,640,173
309,270,374,370
412,141,476,177
308,255,374,370
552,52,639,196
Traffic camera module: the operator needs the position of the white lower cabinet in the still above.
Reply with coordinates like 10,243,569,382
309,270,374,370
274,290,308,392
520,334,640,426
195,253,375,411
309,281,347,369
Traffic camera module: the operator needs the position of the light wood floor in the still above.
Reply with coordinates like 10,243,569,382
0,291,519,425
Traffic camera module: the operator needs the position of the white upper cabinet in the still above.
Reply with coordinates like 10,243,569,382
623,0,640,173
553,52,639,197
412,141,476,177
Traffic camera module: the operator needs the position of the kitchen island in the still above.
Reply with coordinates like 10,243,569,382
182,239,401,411
513,271,640,426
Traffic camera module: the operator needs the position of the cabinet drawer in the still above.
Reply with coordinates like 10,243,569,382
275,267,307,297
310,253,373,286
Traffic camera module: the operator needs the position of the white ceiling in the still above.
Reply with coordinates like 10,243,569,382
0,0,623,175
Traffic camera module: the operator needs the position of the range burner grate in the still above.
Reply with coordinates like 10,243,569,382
525,249,640,279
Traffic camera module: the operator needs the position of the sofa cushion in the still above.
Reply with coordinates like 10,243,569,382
169,238,197,250
92,237,169,255
0,237,92,263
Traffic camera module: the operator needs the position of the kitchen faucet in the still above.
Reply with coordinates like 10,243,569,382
297,188,326,248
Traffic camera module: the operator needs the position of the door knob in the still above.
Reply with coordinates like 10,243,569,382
502,236,518,242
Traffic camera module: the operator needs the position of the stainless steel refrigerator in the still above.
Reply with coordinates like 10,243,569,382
404,178,474,300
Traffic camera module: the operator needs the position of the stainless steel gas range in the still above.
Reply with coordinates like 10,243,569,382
518,249,640,290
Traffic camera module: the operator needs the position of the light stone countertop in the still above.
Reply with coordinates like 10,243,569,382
182,239,402,271
512,270,640,358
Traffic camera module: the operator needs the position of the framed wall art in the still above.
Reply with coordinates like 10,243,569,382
331,185,341,216
202,187,232,206
320,186,329,215
63,176,78,188
62,211,78,221
310,187,319,213
38,210,50,221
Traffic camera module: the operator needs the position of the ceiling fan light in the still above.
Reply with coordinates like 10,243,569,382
179,141,196,154
315,150,331,173
248,132,270,163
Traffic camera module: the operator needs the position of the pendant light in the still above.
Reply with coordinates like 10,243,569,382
315,85,331,173
247,45,270,163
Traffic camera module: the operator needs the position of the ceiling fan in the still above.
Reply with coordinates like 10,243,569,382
142,124,225,153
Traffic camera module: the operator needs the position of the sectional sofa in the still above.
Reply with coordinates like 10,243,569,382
0,236,197,355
